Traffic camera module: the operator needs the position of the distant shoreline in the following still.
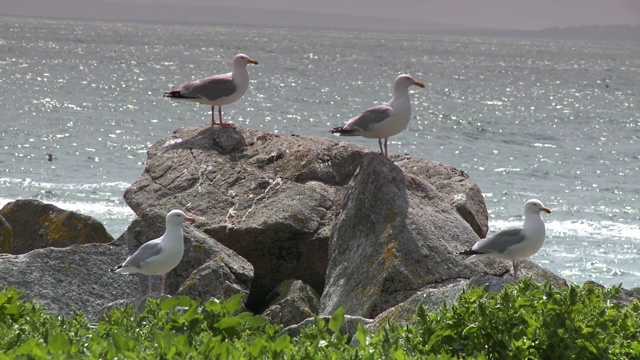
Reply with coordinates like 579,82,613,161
1,1,639,44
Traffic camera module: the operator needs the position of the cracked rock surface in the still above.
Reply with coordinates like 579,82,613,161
123,125,563,315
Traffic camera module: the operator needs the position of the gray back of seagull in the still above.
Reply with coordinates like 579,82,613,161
123,240,163,269
180,75,236,101
474,227,527,254
348,105,392,131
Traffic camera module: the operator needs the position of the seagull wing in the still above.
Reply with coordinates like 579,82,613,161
120,239,163,270
472,228,527,254
177,74,237,101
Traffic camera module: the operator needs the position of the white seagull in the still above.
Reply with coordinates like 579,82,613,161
163,53,259,127
330,74,425,158
110,209,196,296
458,199,552,279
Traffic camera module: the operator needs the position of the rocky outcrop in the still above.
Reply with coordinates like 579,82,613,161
0,243,139,318
0,215,12,253
282,315,373,343
123,125,494,313
0,199,113,254
262,280,321,327
1,125,570,322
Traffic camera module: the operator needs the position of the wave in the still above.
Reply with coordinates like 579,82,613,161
489,219,640,241
0,178,131,191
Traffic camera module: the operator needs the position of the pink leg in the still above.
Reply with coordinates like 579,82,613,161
148,276,153,296
383,138,389,158
210,105,217,126
513,260,519,279
160,274,166,296
218,106,234,127
378,138,384,156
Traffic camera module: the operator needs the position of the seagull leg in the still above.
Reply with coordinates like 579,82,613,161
513,260,519,279
210,105,217,127
384,138,389,158
148,275,153,297
378,138,384,156
160,274,166,296
218,106,234,127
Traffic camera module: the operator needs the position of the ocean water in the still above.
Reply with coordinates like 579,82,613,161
1,16,639,288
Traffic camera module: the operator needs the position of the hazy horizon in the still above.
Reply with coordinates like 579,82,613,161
1,0,639,31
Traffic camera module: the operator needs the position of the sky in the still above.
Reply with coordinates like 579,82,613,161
104,0,640,29
2,0,639,30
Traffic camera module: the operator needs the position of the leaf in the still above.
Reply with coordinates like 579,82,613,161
273,335,291,352
328,307,344,335
11,338,39,355
216,316,242,330
355,322,368,348
47,330,70,352
245,315,270,329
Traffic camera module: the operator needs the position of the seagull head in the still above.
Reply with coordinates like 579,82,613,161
233,53,259,67
395,74,425,89
524,199,552,214
166,209,196,225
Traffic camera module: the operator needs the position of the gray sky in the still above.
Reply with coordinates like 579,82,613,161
104,0,640,29
3,0,640,30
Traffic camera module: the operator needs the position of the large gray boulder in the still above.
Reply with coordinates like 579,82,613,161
0,199,113,254
123,125,493,313
262,279,321,327
0,215,12,253
320,154,566,318
368,273,566,331
0,243,139,318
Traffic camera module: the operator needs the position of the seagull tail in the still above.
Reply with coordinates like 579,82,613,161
163,90,188,98
458,249,489,263
109,264,124,273
329,126,358,136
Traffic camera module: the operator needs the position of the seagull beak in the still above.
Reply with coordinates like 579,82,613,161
186,216,196,223
541,207,552,214
413,81,425,88
248,58,259,65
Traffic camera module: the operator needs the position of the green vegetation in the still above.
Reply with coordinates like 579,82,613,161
1,280,639,359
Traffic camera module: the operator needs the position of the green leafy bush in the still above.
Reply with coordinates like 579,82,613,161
1,280,639,359
406,279,640,359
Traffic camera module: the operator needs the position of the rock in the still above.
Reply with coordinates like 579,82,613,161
583,280,640,306
320,154,496,318
0,215,12,253
394,156,489,238
262,280,320,327
0,243,139,318
367,275,511,331
0,199,114,254
123,125,491,313
176,229,254,302
282,315,373,343
114,208,253,300
368,273,567,331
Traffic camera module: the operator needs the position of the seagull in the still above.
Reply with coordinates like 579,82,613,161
163,53,259,127
110,210,196,296
458,199,552,279
329,74,425,158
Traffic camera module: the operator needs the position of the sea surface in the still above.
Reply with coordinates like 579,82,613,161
1,16,639,288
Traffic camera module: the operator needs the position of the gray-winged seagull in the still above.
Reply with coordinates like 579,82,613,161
459,199,552,279
329,74,425,158
163,53,259,127
110,209,196,296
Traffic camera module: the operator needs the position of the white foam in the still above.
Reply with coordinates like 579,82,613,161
489,219,640,241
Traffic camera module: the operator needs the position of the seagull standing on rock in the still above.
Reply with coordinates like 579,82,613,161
458,199,552,279
110,210,196,296
330,74,425,158
163,53,259,127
